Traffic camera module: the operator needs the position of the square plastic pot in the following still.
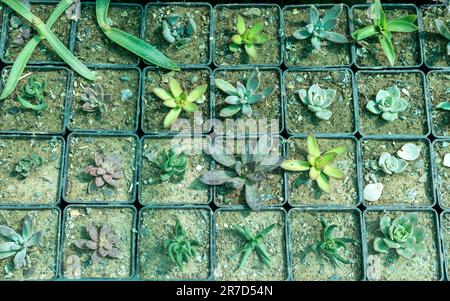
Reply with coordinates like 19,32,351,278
67,65,142,134
427,70,450,139
142,2,213,67
136,205,213,281
350,3,423,70
212,66,284,136
282,4,354,69
283,67,358,137
431,139,450,210
213,3,283,68
138,133,213,207
62,132,140,204
59,204,137,280
0,65,72,135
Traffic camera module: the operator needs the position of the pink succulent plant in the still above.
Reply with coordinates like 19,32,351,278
84,152,124,193
74,224,120,263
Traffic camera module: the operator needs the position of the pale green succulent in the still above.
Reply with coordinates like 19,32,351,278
298,84,336,120
366,85,408,121
378,152,407,175
292,4,348,52
435,19,450,56
215,68,276,118
229,15,269,59
437,100,450,111
374,213,426,259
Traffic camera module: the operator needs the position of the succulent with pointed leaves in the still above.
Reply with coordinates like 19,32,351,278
298,84,336,121
200,136,283,211
0,215,43,270
74,224,120,263
80,83,111,114
17,77,48,111
293,4,348,52
153,77,207,128
152,147,188,182
351,0,418,66
231,223,275,270
164,219,200,271
84,152,124,193
162,14,197,46
281,134,347,193
374,213,426,259
366,85,408,122
301,217,356,266
229,15,269,59
215,68,276,118
378,152,407,175
435,19,450,56
14,153,43,179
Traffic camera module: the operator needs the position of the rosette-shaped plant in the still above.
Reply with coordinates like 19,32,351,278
17,77,48,111
153,77,207,128
281,134,347,193
293,4,348,52
162,14,197,46
80,83,111,114
0,215,43,269
14,153,43,179
215,68,276,118
229,15,269,59
374,213,426,259
153,147,188,182
366,85,408,121
84,152,124,193
298,84,336,120
378,152,407,175
74,224,120,263
435,19,450,56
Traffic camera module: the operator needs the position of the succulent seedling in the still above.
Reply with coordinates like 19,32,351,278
153,77,207,128
200,136,283,211
366,85,408,121
0,215,43,269
74,224,120,263
214,68,276,118
14,153,43,179
374,213,426,259
229,15,269,59
162,14,197,47
378,152,407,174
9,15,31,47
435,19,450,56
293,4,348,52
164,219,200,271
80,83,111,114
152,147,188,182
301,217,356,267
84,152,124,194
298,84,336,121
351,0,418,66
16,77,48,111
281,134,347,193
230,223,275,270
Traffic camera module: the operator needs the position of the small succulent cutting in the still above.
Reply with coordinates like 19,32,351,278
230,223,275,271
164,219,200,271
229,15,269,59
153,77,207,128
16,77,48,111
152,147,188,182
281,134,347,193
74,224,120,263
200,136,283,211
351,0,418,66
84,152,124,194
301,217,356,267
435,19,450,56
0,215,43,269
378,152,407,175
298,84,336,121
292,4,348,52
162,14,197,46
374,213,426,259
14,153,43,179
80,83,111,114
366,85,408,122
215,68,276,118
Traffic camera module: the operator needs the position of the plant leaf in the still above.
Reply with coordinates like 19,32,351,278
220,105,241,117
316,173,330,193
306,134,320,157
387,20,418,33
351,25,378,40
315,152,337,170
163,107,182,128
280,160,310,171
245,182,261,211
378,34,395,66
200,170,236,186
186,84,207,103
236,15,245,35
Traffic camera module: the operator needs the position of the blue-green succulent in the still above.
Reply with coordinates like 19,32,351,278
366,85,408,121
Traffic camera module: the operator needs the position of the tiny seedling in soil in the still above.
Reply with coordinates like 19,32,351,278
62,206,135,279
0,208,59,280
428,72,450,137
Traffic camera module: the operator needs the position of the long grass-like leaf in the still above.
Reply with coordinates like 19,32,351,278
0,0,77,100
